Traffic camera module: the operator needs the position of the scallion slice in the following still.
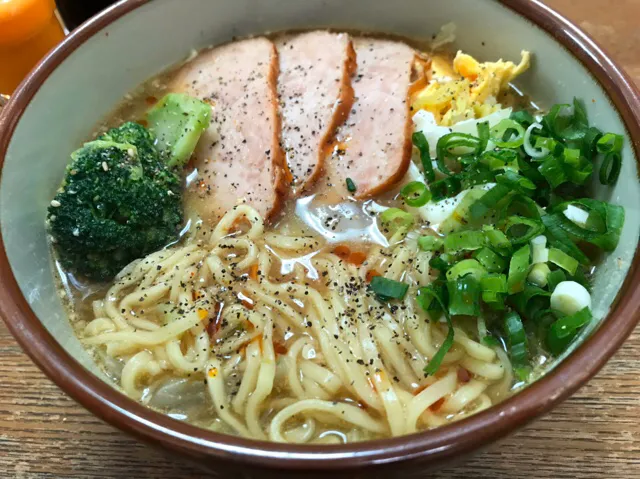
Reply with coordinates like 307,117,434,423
443,230,486,253
480,273,507,304
504,311,529,367
447,276,481,316
346,178,357,193
507,244,531,294
599,151,622,185
541,214,590,265
412,132,435,183
469,183,511,219
491,119,526,148
483,226,512,252
369,276,409,301
501,216,545,245
429,176,463,201
401,181,431,207
596,133,624,154
418,235,443,252
548,248,579,275
417,285,454,375
547,269,567,292
546,307,592,355
474,247,507,273
436,132,482,175
446,259,487,281
552,199,624,252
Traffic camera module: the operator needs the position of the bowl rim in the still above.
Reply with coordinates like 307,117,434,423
1,0,640,471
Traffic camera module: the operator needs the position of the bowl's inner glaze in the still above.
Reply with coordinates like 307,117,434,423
1,0,639,432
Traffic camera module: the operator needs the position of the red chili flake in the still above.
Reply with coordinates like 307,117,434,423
457,367,471,383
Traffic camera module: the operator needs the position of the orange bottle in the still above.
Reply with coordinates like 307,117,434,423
0,0,65,95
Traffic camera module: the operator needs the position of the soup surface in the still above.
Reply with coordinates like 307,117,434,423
49,29,626,444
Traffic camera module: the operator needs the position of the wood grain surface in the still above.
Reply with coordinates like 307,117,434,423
1,1,640,477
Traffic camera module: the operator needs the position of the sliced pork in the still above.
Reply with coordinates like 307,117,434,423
276,31,356,195
328,38,417,198
172,37,285,223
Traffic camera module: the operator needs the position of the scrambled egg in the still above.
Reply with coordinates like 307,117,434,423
412,50,531,126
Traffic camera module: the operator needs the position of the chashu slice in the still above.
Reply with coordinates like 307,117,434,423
328,37,418,198
172,37,285,223
276,31,356,196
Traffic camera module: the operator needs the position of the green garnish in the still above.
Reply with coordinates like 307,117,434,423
346,177,357,193
401,181,431,207
396,98,626,377
369,276,409,301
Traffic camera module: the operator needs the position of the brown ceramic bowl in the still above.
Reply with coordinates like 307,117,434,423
1,0,639,477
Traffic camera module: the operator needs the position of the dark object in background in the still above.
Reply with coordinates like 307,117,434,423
55,0,120,30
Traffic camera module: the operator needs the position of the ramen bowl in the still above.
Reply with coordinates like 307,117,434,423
1,0,639,477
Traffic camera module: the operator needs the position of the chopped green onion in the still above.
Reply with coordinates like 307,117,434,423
596,133,623,154
446,259,487,281
481,149,519,171
552,199,625,252
436,133,482,175
547,269,567,292
530,235,549,264
379,208,414,234
510,284,550,320
369,276,409,301
401,181,431,207
482,336,501,347
599,151,622,185
483,226,512,252
501,216,545,245
491,119,526,148
507,244,531,294
412,132,435,183
418,285,455,375
481,273,507,304
548,248,579,275
528,263,551,287
418,236,443,252
444,230,486,253
496,170,536,196
429,176,463,201
474,247,507,273
581,126,602,160
546,307,592,355
477,121,490,153
510,110,536,127
562,148,593,185
541,214,590,265
469,184,511,219
538,154,567,188
346,178,357,193
543,98,588,142
504,311,529,367
447,276,481,316
429,254,453,274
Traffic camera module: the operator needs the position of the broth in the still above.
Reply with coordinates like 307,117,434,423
48,29,609,444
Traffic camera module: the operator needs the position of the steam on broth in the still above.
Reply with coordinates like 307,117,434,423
48,29,626,444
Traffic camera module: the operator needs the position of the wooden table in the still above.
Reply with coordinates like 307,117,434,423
2,1,640,477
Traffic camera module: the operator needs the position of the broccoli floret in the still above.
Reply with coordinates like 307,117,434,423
47,122,182,281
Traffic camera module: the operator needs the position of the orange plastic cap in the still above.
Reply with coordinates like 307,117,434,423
0,0,56,45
